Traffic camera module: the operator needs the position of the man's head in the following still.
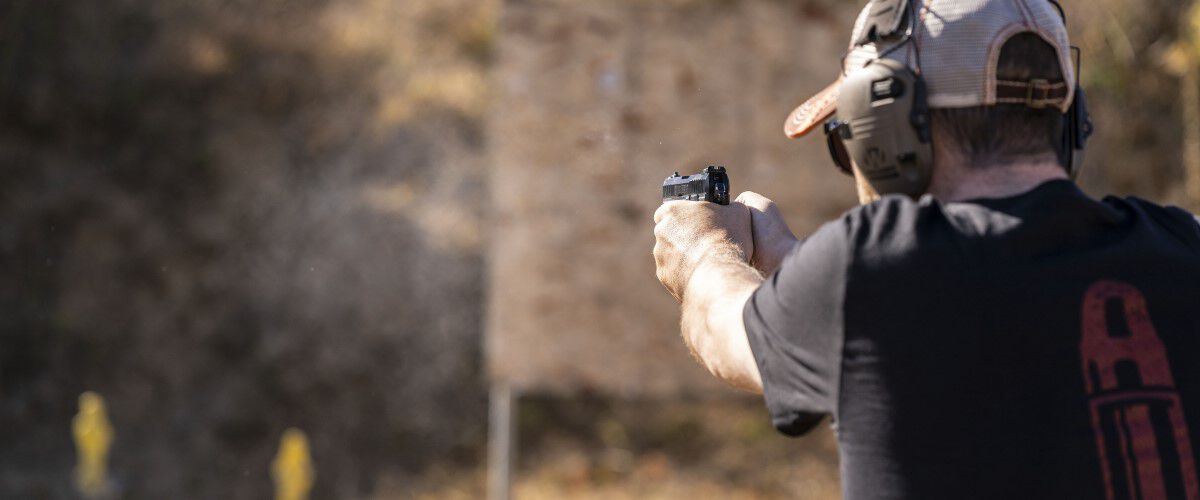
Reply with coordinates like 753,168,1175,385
931,33,1066,170
784,0,1082,203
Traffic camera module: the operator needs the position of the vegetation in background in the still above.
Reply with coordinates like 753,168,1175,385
1068,0,1199,206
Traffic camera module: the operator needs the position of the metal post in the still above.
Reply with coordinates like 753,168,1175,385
487,383,516,500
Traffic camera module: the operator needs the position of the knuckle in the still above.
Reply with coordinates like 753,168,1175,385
738,191,772,208
653,203,672,224
656,204,678,223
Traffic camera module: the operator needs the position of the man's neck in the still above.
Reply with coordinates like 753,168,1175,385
926,156,1068,203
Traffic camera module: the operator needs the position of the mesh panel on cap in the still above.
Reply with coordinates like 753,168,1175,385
842,0,1075,112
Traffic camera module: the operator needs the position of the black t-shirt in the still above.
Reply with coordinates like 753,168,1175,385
744,180,1200,499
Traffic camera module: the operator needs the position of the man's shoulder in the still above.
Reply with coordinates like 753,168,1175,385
1104,193,1196,223
834,193,957,259
763,199,926,290
1101,194,1200,250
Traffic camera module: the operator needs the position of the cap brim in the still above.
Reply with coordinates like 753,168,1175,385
784,79,841,139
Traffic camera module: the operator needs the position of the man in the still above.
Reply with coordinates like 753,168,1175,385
652,0,1200,498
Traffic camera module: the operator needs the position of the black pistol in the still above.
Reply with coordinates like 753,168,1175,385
662,166,730,205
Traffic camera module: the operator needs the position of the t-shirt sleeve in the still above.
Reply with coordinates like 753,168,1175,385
743,218,849,437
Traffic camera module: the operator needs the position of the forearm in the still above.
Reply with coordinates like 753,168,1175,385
680,246,765,393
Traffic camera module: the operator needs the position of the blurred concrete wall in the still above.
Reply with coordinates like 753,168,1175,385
487,0,861,396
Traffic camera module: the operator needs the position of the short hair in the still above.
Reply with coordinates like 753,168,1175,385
930,33,1065,168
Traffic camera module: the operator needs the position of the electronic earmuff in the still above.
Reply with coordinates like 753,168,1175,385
1049,0,1095,180
823,0,1093,197
827,58,934,197
1061,54,1094,179
823,0,933,198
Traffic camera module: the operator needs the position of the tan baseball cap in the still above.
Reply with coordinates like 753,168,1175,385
785,0,1076,139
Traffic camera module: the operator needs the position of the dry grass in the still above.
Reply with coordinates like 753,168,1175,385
376,397,841,500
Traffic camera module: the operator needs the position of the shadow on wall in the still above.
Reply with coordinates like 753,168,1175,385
0,0,491,497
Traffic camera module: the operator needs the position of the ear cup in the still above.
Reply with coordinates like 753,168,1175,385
836,58,935,198
1061,85,1093,179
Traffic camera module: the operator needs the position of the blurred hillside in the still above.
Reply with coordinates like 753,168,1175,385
1,0,492,497
1,0,1198,499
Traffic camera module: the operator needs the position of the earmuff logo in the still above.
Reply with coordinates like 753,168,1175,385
864,147,890,173
859,146,897,179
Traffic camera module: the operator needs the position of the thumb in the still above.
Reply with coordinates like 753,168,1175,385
735,191,776,214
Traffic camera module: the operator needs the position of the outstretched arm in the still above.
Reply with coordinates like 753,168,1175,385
652,192,799,394
678,251,764,393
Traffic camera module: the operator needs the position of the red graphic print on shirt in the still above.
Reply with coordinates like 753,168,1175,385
1081,280,1199,500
